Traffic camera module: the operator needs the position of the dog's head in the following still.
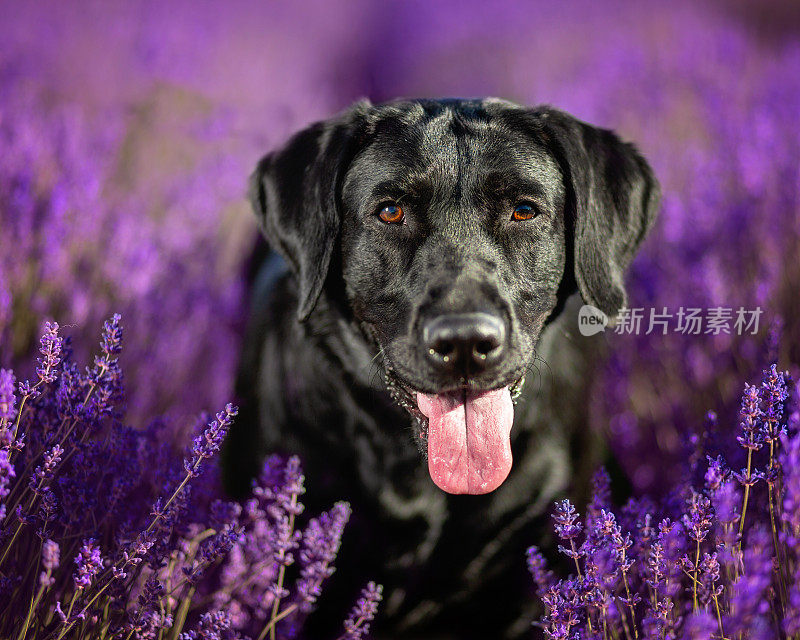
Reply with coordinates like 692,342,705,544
250,98,659,495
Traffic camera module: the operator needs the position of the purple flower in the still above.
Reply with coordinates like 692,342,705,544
526,545,554,597
654,519,686,598
696,552,722,607
760,364,789,442
553,499,582,541
0,449,15,501
90,314,124,414
682,491,712,543
342,581,383,640
737,383,764,451
295,501,351,611
645,540,666,592
725,527,773,636
37,487,58,538
42,539,60,571
183,525,241,584
179,611,234,640
131,577,173,639
35,321,62,386
0,368,16,422
183,404,238,478
73,538,103,590
782,429,800,531
40,539,60,588
586,467,611,530
540,580,580,640
99,313,123,359
29,443,64,494
0,314,366,638
264,454,306,518
703,455,727,494
712,478,741,527
682,610,717,639
786,567,800,636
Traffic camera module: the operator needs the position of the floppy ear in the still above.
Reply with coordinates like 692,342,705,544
249,101,370,321
535,107,660,318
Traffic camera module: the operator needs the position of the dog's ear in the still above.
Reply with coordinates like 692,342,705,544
249,101,370,321
534,107,660,318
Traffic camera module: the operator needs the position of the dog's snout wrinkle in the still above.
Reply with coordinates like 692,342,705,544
422,312,506,375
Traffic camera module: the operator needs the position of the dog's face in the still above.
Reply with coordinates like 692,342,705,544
250,98,659,495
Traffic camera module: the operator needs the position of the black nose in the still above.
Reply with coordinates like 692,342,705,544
422,313,506,374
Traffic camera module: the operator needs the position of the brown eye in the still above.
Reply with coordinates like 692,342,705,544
512,202,538,221
377,203,404,224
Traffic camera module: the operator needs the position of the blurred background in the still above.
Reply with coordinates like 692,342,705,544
1,0,799,495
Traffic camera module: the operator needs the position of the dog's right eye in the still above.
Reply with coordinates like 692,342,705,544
511,202,539,221
377,203,405,225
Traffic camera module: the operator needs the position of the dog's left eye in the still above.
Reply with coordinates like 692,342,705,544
511,202,539,221
377,203,405,224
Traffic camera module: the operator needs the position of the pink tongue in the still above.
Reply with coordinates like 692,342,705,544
416,387,514,495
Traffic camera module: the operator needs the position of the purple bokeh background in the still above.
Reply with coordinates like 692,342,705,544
1,0,799,494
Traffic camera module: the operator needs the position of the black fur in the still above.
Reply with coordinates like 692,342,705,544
223,98,659,639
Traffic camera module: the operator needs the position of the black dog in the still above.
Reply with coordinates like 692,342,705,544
224,98,659,639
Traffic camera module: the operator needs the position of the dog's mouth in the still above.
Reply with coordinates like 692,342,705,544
385,369,525,495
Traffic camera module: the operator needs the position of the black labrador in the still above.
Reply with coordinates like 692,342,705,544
223,98,659,639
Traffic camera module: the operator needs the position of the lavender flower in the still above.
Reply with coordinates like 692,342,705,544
0,317,374,637
0,368,16,422
682,491,712,544
726,527,773,637
296,501,351,611
29,443,64,494
37,487,58,538
131,577,174,639
99,313,123,359
696,552,722,607
0,449,15,501
737,383,764,451
528,400,800,640
553,499,582,541
179,611,237,640
760,364,789,443
73,538,103,590
540,580,580,640
645,540,666,592
183,525,241,585
586,467,611,530
553,499,583,562
682,611,717,639
526,545,554,597
34,321,62,386
703,455,726,494
184,404,238,478
341,582,383,640
42,539,60,571
786,569,800,636
712,478,741,528
782,428,800,531
40,539,60,588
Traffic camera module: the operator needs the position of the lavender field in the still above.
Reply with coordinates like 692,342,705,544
1,0,800,637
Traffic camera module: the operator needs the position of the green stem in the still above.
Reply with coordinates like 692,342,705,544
256,604,299,640
738,449,753,538
16,573,49,640
692,540,700,612
167,587,195,640
267,493,298,640
569,539,594,635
